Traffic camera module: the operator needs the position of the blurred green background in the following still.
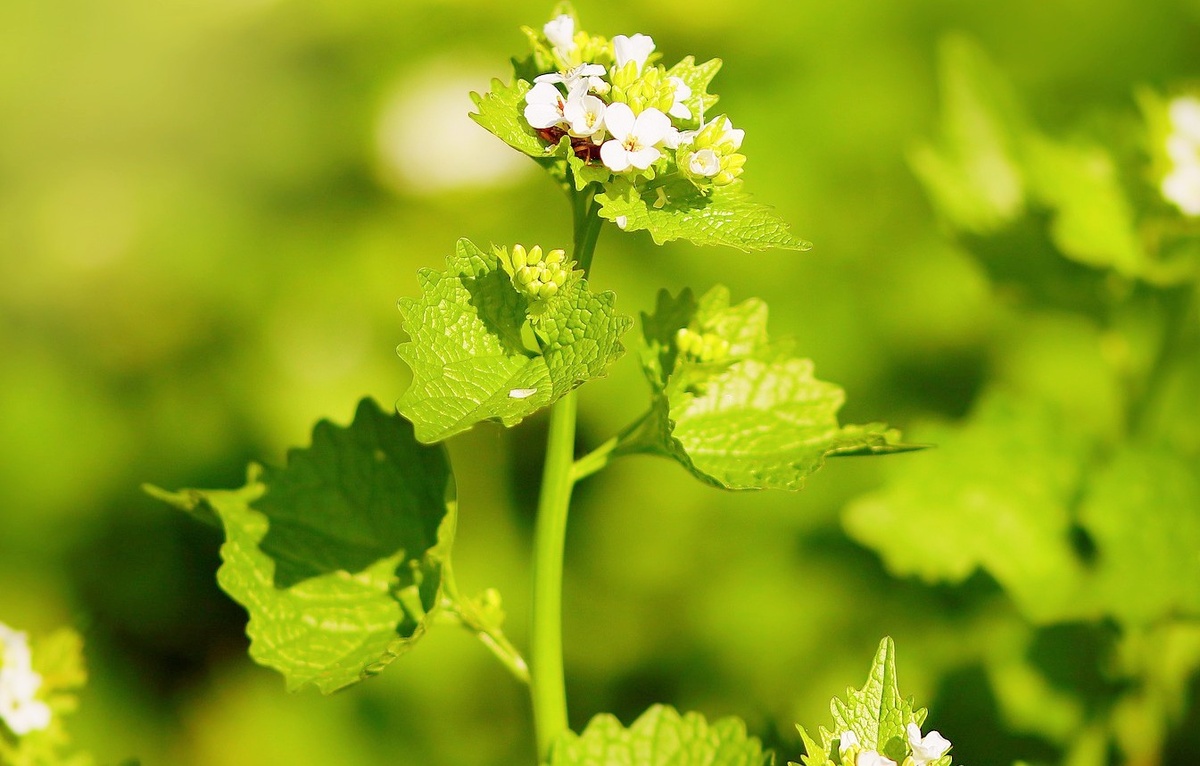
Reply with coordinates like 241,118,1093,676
2,0,1198,763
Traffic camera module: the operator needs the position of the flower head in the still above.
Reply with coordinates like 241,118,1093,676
599,103,671,172
564,94,607,139
906,723,951,765
524,81,572,130
543,14,576,52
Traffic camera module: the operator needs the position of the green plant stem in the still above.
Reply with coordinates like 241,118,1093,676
531,390,577,760
530,189,603,761
571,410,653,483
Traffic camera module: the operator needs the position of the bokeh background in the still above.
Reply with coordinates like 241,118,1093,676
2,0,1198,763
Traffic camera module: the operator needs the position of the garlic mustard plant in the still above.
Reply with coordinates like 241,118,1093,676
147,6,943,765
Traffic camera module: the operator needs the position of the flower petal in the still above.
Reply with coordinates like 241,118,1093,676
600,140,631,172
604,102,636,141
627,145,662,170
632,108,671,146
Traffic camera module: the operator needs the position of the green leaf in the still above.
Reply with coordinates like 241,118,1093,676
1078,447,1200,626
145,399,455,693
908,35,1027,233
1022,136,1147,277
795,638,943,766
596,179,810,251
664,56,722,128
627,287,915,491
830,638,918,760
843,391,1093,623
397,239,631,443
469,78,547,158
548,705,773,766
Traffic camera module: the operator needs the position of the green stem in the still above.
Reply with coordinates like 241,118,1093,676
571,410,653,483
530,390,578,760
530,191,603,761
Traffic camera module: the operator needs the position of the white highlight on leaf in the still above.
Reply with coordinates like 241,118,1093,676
0,622,52,736
508,388,538,399
906,722,952,765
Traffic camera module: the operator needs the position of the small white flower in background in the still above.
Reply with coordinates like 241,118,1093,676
0,622,52,736
1162,95,1200,216
543,15,576,53
564,94,607,139
524,81,573,129
612,33,655,72
856,751,896,766
838,730,860,750
600,103,671,172
668,76,692,120
1169,96,1200,143
907,722,952,765
1162,164,1200,216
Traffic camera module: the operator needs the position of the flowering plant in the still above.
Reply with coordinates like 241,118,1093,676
146,6,932,765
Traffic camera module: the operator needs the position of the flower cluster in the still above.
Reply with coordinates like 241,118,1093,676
1161,95,1200,216
835,724,952,766
522,13,746,188
497,244,581,318
0,622,51,736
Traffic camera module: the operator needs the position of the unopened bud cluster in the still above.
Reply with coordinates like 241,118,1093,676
510,244,572,301
675,327,730,362
522,13,748,190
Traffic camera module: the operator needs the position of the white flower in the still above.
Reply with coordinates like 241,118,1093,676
524,81,571,130
0,622,51,736
600,103,671,172
688,148,721,177
1168,96,1200,144
1163,164,1200,216
535,63,607,92
839,731,860,750
668,76,692,120
907,723,952,765
564,93,606,139
856,751,896,766
613,33,655,72
543,15,576,53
